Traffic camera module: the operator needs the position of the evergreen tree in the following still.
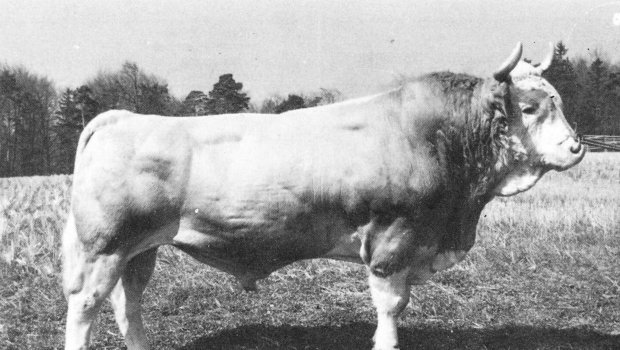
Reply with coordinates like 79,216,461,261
74,85,99,127
205,74,250,115
542,42,579,129
53,85,99,173
138,81,171,115
181,90,209,116
56,88,79,127
275,94,306,114
54,88,81,172
589,58,606,133
579,57,610,134
605,68,620,134
56,86,98,130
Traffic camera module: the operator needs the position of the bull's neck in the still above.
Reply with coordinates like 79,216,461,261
436,81,504,205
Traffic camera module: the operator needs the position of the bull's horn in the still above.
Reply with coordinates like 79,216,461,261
493,42,523,82
535,42,555,74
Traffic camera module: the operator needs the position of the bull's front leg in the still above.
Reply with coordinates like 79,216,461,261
361,217,416,350
368,267,410,350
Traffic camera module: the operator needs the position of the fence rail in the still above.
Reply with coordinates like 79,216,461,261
581,135,620,152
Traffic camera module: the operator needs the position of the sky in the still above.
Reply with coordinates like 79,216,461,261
0,0,619,102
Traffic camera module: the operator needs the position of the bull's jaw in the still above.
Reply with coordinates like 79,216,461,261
541,137,586,171
493,163,544,196
492,143,585,195
495,135,586,196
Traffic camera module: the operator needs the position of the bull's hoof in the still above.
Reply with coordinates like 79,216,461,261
372,335,400,350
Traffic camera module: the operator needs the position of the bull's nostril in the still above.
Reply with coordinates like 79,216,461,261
570,141,582,154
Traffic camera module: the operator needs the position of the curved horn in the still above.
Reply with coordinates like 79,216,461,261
493,42,523,82
535,42,555,74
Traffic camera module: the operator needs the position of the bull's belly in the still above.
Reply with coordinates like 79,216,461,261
171,213,364,285
170,214,469,289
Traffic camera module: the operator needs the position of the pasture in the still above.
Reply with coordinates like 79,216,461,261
1,153,619,349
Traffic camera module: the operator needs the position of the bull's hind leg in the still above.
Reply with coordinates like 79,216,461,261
63,216,124,350
368,267,411,350
109,248,157,350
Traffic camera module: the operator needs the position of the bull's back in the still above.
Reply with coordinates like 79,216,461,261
180,100,408,226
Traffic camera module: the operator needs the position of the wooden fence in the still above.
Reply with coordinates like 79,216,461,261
581,135,620,152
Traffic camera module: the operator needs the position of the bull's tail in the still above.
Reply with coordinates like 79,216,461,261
75,121,96,157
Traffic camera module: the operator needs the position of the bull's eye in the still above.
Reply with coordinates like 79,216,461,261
521,106,537,115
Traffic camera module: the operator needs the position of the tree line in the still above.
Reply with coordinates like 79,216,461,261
541,42,620,136
0,42,618,177
0,62,342,177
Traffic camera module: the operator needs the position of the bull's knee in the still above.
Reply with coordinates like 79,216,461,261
63,252,123,350
369,260,401,279
68,289,105,318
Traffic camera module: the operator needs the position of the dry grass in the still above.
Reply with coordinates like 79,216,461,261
0,175,71,274
0,153,619,349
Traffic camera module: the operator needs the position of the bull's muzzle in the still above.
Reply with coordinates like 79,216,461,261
569,137,582,154
551,136,585,171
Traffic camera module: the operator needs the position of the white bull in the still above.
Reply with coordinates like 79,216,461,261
62,42,584,349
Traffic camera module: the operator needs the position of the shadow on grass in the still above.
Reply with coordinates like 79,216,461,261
179,322,619,350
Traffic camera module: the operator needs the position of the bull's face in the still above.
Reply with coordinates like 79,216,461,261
510,73,584,170
491,43,585,196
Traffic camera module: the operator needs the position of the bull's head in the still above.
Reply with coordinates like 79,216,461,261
491,42,585,196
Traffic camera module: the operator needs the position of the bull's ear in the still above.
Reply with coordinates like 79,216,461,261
534,42,554,75
493,42,523,82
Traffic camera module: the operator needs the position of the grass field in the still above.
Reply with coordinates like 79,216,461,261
1,153,619,349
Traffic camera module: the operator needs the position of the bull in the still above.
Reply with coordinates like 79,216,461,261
62,42,584,349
